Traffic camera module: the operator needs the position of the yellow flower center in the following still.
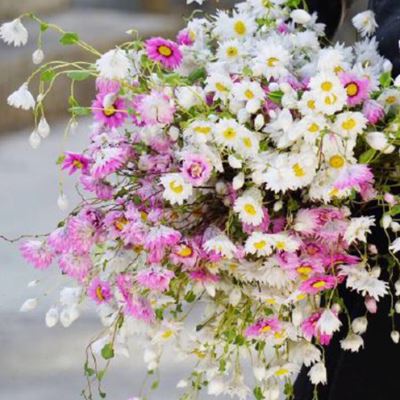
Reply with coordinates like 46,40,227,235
276,241,285,250
342,118,356,131
226,46,238,57
275,368,289,377
329,154,345,169
72,160,83,169
161,329,174,339
267,57,279,67
386,96,397,105
242,137,252,148
254,240,267,250
244,203,257,216
140,211,148,222
307,99,316,110
334,65,344,73
194,126,211,135
297,266,312,278
308,123,320,133
324,94,337,105
158,45,172,57
234,20,247,35
104,106,116,116
346,83,359,97
292,163,305,177
312,281,326,289
261,325,271,333
95,286,105,301
215,82,228,92
177,245,192,257
266,298,276,305
321,81,333,92
223,127,237,140
169,180,184,194
244,89,254,99
114,217,128,231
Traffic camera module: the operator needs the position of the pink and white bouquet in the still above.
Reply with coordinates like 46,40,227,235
3,0,400,398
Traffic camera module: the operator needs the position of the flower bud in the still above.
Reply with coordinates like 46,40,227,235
352,316,368,334
32,48,44,64
391,330,400,344
20,298,38,312
290,9,312,24
29,129,41,149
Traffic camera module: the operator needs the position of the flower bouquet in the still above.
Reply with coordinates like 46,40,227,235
2,0,400,399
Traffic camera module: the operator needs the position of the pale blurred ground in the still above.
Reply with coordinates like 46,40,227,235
0,0,368,399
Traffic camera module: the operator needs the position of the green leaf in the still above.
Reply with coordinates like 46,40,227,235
84,362,95,377
67,70,92,81
40,22,49,32
267,90,284,104
68,106,91,116
96,369,106,381
188,67,206,84
219,359,227,372
101,343,114,360
359,148,376,164
59,32,79,45
184,291,196,303
253,386,265,400
390,205,400,216
56,154,66,165
40,69,56,82
380,72,392,88
151,380,159,390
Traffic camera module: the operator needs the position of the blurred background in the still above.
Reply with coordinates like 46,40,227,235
0,0,366,399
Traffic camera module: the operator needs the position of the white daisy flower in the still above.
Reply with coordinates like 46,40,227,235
344,216,375,244
352,10,378,37
308,362,327,385
265,363,299,381
184,120,214,143
333,112,367,138
96,49,130,80
233,188,264,226
7,82,36,110
203,234,237,259
295,115,327,144
0,18,28,47
231,80,265,113
205,73,233,102
377,88,400,111
269,233,300,253
160,173,193,205
253,41,290,80
298,91,319,116
340,334,364,352
214,118,242,149
287,152,317,189
245,232,273,256
238,129,260,157
216,39,246,71
214,11,257,40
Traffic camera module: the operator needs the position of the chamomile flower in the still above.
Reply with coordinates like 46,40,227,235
238,129,260,157
160,173,193,205
270,233,301,253
214,11,257,40
214,118,242,149
203,234,237,259
184,120,214,143
234,188,264,226
231,80,265,113
295,115,327,144
287,152,318,189
205,73,233,101
333,111,367,138
245,232,273,256
0,18,28,47
216,39,246,71
377,89,400,111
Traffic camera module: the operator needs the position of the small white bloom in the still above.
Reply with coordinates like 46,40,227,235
29,130,41,149
229,287,241,306
208,376,226,396
20,298,38,312
234,188,264,226
316,309,342,335
0,18,28,46
394,75,400,88
395,301,400,314
60,287,82,307
32,49,44,64
389,238,400,253
176,380,188,389
160,173,192,205
57,193,69,211
340,334,364,352
204,234,237,259
7,83,35,110
254,114,265,131
245,232,273,256
167,126,180,141
308,362,327,385
352,11,378,37
344,216,375,244
291,9,312,25
228,154,242,169
366,131,389,151
96,49,130,80
38,116,50,138
60,306,80,327
232,172,245,190
351,316,368,334
395,279,400,296
45,307,59,327
27,279,39,287
391,331,400,344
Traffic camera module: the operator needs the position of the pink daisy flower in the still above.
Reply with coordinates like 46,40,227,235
181,153,212,186
144,225,181,264
136,266,175,292
362,99,385,124
67,216,98,254
59,252,92,281
92,92,127,128
176,29,194,46
62,152,91,175
300,275,337,295
91,145,131,179
48,227,71,254
145,37,183,70
95,78,120,93
134,91,175,126
88,277,112,304
189,268,219,283
170,240,198,269
334,164,374,191
339,72,370,106
20,240,54,270
245,317,282,338
125,296,155,323
301,311,332,345
80,176,114,200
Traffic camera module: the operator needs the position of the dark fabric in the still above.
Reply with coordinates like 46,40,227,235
306,0,343,38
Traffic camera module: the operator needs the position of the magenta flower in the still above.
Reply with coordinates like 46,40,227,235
144,225,181,264
67,216,98,254
136,266,175,292
20,240,54,270
170,241,198,269
300,275,337,295
181,154,212,186
125,296,155,323
339,72,370,106
92,92,127,128
245,317,282,337
362,99,385,124
48,227,71,254
59,252,92,281
301,311,333,345
91,145,131,179
334,164,374,191
88,277,112,304
145,37,183,70
62,152,91,175
176,29,194,46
